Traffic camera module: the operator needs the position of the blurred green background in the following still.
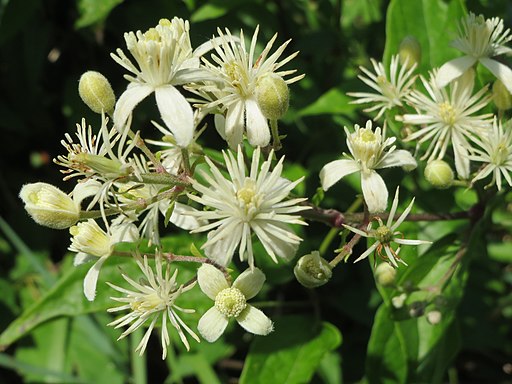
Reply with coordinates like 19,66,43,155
1,0,512,383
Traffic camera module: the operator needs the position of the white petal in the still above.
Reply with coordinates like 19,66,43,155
480,58,512,94
378,150,417,171
73,252,93,266
233,267,265,300
197,263,229,300
198,306,229,342
113,84,153,130
72,179,102,206
83,255,108,301
452,133,470,179
319,159,360,191
236,305,273,336
214,114,227,140
395,238,432,245
169,202,206,230
155,85,194,147
361,171,388,213
245,98,270,147
436,56,477,88
225,100,245,148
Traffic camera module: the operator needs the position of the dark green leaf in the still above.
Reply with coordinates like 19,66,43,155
240,316,341,384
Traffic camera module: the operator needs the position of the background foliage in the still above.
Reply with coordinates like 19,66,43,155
1,0,512,383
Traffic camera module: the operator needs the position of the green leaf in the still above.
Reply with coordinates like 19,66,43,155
298,87,357,117
0,256,140,349
366,215,488,384
383,0,466,72
191,4,228,23
239,316,342,384
75,0,124,29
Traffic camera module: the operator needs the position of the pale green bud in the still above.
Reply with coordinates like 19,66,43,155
424,160,454,189
492,79,512,111
391,293,407,309
426,310,442,325
19,183,79,229
72,153,128,178
375,262,397,287
256,74,289,119
294,251,332,288
78,71,116,114
399,36,421,69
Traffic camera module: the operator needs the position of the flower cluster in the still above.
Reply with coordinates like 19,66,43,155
17,9,512,360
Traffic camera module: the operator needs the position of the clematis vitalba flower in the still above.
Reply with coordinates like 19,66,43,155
320,120,417,213
196,264,273,342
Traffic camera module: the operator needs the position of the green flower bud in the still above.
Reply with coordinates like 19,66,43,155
72,153,129,178
256,74,289,120
294,251,332,288
424,160,454,189
492,79,512,111
78,71,116,114
19,183,79,229
375,262,397,287
399,36,421,69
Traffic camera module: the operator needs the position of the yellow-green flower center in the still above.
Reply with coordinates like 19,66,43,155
492,141,509,165
215,287,247,318
130,292,166,312
377,76,397,100
237,184,256,205
439,102,457,126
375,225,393,244
144,28,161,42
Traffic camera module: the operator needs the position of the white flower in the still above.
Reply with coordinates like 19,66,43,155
399,70,493,179
437,13,512,92
54,115,135,181
187,146,307,268
319,120,417,213
196,264,273,342
470,118,512,190
111,18,213,147
344,188,431,267
191,26,303,148
347,55,417,120
70,218,139,301
107,255,199,359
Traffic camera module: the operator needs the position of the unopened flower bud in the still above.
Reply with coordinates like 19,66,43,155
492,79,512,110
424,160,454,189
78,71,116,114
294,251,332,288
392,293,407,309
408,301,426,318
256,74,289,120
399,36,421,69
375,262,397,287
19,183,79,229
426,310,442,325
72,153,128,178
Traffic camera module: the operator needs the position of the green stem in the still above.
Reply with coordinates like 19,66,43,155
131,328,147,384
181,147,191,176
319,228,339,256
270,119,282,151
